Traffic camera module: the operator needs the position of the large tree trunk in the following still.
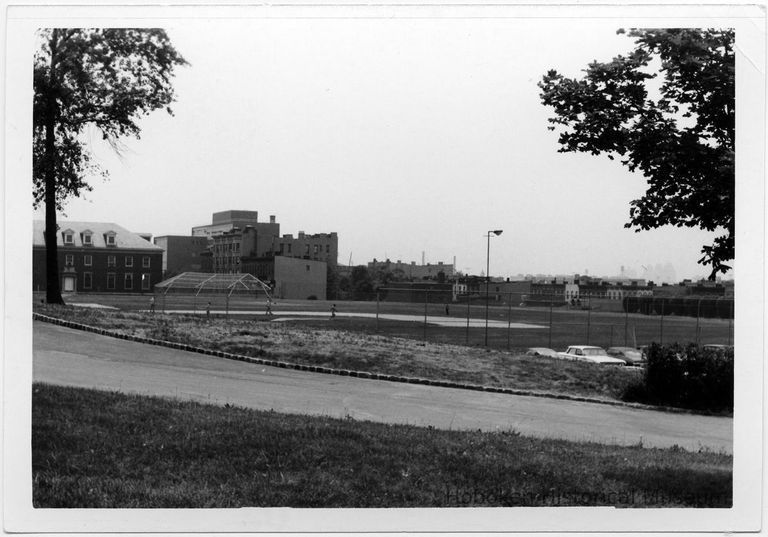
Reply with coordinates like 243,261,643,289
44,30,64,305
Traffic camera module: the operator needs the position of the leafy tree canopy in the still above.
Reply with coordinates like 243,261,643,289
34,28,188,209
539,29,734,278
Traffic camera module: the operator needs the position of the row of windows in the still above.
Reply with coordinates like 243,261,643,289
278,243,332,255
214,257,240,267
63,231,116,246
213,243,240,253
80,272,151,291
64,254,152,268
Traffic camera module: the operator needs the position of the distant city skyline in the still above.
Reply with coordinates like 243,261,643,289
25,12,746,282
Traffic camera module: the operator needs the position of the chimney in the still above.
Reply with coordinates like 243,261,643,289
270,215,276,224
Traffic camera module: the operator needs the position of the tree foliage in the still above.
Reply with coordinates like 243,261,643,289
34,28,188,208
539,29,734,278
34,28,187,302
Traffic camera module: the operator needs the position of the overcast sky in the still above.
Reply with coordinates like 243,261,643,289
32,17,735,282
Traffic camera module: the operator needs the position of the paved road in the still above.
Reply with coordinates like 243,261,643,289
33,321,732,453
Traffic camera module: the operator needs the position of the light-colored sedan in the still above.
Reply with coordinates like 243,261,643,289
557,345,626,366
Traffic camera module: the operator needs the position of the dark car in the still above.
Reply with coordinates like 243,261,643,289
607,346,645,365
525,347,559,358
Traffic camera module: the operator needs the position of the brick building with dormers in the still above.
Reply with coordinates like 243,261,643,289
33,221,163,294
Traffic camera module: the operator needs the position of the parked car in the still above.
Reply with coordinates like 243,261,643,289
525,347,559,358
557,345,626,366
607,346,646,365
702,344,734,352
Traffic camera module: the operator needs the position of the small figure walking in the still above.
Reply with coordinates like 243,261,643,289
149,296,155,314
444,303,450,316
206,301,211,319
265,299,273,316
330,303,337,318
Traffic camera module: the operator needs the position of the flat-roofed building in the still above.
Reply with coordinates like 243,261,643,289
153,235,212,277
277,231,338,267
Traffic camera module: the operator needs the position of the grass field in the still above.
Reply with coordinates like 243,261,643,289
35,303,648,402
32,383,732,508
42,292,734,352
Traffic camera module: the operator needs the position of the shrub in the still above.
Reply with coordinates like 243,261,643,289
622,343,733,413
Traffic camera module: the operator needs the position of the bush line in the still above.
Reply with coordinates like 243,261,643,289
33,312,693,414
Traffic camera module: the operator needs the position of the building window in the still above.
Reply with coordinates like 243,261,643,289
287,244,292,254
142,256,150,268
107,273,116,290
313,245,319,254
83,272,93,290
124,273,133,290
326,244,330,253
107,255,116,267
141,274,150,290
84,255,92,266
65,254,74,266
305,244,310,255
63,232,74,245
125,256,133,267
83,233,92,246
106,234,116,246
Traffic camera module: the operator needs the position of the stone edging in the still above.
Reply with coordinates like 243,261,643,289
34,312,699,415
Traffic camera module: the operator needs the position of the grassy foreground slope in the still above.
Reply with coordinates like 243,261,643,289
34,304,642,402
32,384,731,508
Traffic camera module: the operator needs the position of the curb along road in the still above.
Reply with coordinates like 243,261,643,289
32,312,697,415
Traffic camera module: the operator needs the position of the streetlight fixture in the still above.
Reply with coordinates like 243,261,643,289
485,229,503,346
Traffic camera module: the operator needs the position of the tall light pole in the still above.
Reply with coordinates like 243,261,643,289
485,229,503,346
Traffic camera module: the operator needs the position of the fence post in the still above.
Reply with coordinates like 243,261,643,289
548,299,553,349
423,289,428,343
507,292,512,350
610,325,613,348
659,299,664,345
466,293,470,345
728,299,733,346
624,300,628,346
695,298,702,346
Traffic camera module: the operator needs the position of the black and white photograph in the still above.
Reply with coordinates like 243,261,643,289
2,1,765,533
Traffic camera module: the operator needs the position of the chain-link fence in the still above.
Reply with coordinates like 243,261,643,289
373,288,734,351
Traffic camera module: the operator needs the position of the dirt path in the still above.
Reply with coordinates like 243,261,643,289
33,321,732,453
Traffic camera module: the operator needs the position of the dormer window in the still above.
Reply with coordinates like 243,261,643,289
63,229,75,245
104,231,117,247
82,230,93,246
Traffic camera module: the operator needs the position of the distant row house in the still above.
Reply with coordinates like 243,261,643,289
367,258,455,280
